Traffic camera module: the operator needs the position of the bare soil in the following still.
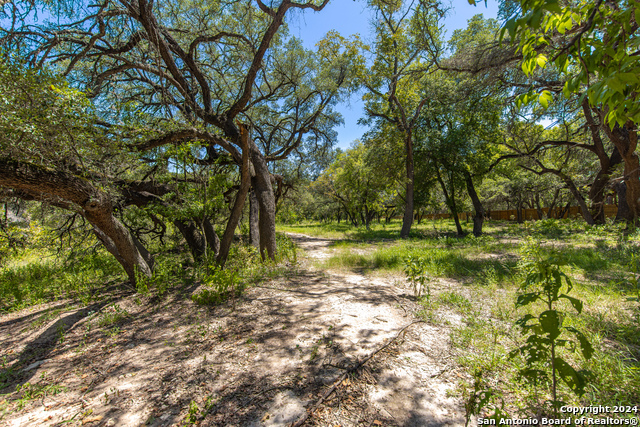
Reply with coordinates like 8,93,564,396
0,234,468,427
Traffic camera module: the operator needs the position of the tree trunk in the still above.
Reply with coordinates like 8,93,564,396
547,189,560,220
534,193,543,220
435,166,463,236
248,139,276,261
560,176,594,225
516,200,523,223
248,189,260,249
203,218,220,257
0,157,153,283
589,147,622,224
217,127,251,267
602,120,640,224
84,198,153,282
174,220,206,261
558,200,571,219
400,133,414,238
614,181,633,223
464,170,484,236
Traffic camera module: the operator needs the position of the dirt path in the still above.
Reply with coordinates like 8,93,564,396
0,234,467,426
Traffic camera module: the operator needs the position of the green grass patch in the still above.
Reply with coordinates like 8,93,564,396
0,250,122,312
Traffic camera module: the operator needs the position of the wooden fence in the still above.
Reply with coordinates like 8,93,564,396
424,204,618,221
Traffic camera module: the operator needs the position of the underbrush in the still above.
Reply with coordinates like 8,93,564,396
191,233,298,306
1,227,299,313
0,250,122,312
442,240,640,420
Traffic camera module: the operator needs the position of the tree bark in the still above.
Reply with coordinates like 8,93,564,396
547,189,560,220
202,218,220,257
248,189,260,249
435,166,463,236
614,181,633,223
589,147,622,224
558,200,571,219
174,219,206,261
602,120,640,224
249,139,276,261
560,176,594,225
217,127,251,267
400,133,414,238
464,170,485,236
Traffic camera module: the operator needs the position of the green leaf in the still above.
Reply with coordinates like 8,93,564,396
565,327,594,360
516,313,536,328
617,73,640,84
559,294,583,313
543,0,563,14
536,54,548,68
504,18,517,39
539,310,561,340
554,357,587,395
562,81,572,99
607,77,626,94
539,90,552,109
516,293,539,308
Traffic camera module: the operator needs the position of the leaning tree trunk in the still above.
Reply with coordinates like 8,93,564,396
85,198,153,283
557,174,594,225
400,133,414,238
463,170,485,237
435,166,464,236
217,127,251,267
248,139,276,261
202,218,220,257
0,158,153,283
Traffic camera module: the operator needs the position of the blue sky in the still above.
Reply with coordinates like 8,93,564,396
288,0,500,149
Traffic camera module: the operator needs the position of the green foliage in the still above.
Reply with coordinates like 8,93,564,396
135,256,189,296
464,372,510,426
191,267,243,306
96,304,130,328
438,291,472,313
492,0,640,126
403,255,430,299
510,241,593,412
623,254,640,326
275,233,297,265
0,247,121,312
185,400,199,425
0,61,119,168
312,141,400,229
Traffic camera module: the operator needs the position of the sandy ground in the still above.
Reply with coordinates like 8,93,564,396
0,234,468,426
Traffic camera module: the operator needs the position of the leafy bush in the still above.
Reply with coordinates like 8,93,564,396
403,255,430,299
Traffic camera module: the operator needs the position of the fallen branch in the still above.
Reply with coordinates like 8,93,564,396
289,320,426,427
